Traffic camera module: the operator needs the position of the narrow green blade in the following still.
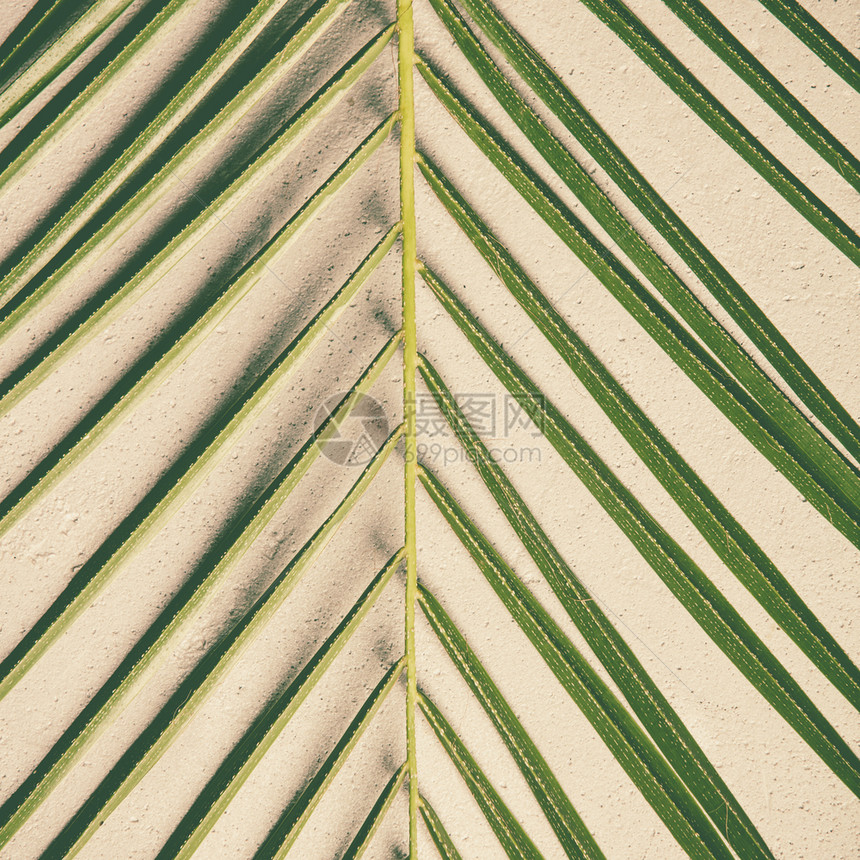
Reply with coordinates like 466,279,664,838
0,0,166,183
420,795,465,860
0,339,401,846
418,692,545,860
419,157,860,711
0,126,399,539
419,584,604,859
0,0,139,128
0,29,396,411
342,764,408,860
418,290,860,797
660,0,859,188
0,0,76,81
0,187,398,705
0,0,185,195
426,0,860,468
419,464,742,860
416,58,860,547
757,0,860,91
472,0,860,260
42,428,404,858
158,548,405,859
253,660,405,860
0,0,354,310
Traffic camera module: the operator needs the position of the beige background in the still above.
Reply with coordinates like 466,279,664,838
0,0,858,856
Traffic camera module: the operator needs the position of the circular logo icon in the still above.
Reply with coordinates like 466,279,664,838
313,392,389,467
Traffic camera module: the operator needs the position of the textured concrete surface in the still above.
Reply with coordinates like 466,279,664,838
0,0,857,856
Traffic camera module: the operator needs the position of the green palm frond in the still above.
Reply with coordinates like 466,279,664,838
0,0,857,856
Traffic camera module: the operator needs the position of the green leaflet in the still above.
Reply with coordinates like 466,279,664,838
342,764,409,860
0,0,77,80
418,273,860,797
550,0,859,260
661,0,859,188
0,34,396,412
0,339,402,846
0,0,189,198
432,0,860,470
418,156,860,711
757,0,860,91
0,0,139,127
158,548,405,859
419,583,604,859
254,660,405,859
0,0,354,309
0,238,399,702
418,691,545,860
420,795,466,860
0,0,167,184
416,58,860,548
43,427,404,858
0,0,140,124
418,462,755,859
0,129,399,541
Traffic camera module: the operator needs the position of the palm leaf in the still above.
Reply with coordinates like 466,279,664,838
438,0,860,465
417,158,860,712
419,794,465,859
415,58,860,546
755,0,860,91
418,582,604,859
0,0,857,856
0,0,141,127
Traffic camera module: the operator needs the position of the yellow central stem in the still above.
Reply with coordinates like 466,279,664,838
398,0,419,854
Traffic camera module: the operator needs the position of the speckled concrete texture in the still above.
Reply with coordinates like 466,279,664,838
0,0,857,856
